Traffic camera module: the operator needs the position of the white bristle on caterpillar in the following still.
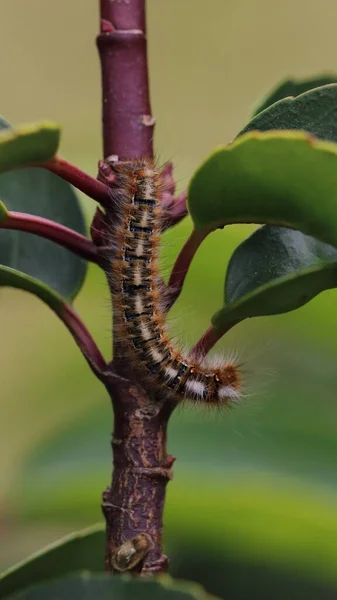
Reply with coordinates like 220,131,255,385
185,379,206,398
135,295,144,314
150,347,166,364
164,366,179,380
103,159,244,407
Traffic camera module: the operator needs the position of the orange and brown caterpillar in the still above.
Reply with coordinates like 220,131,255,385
103,159,242,406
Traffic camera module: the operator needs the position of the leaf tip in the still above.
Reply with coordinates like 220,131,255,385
0,199,8,220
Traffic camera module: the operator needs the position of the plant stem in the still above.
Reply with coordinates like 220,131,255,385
166,229,207,311
97,0,154,160
9,268,108,380
191,322,241,359
102,382,174,575
42,157,110,206
1,211,100,263
97,0,171,575
61,303,108,380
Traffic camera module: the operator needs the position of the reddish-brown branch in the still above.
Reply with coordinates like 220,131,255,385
1,211,100,263
60,303,108,380
40,157,110,206
102,383,175,575
166,229,208,311
190,322,240,359
97,0,171,577
100,0,146,31
97,0,154,159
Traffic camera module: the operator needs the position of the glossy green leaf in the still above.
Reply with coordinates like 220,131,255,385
0,266,63,313
0,526,104,599
4,573,219,600
230,82,337,328
188,131,337,249
240,83,337,141
211,225,337,329
253,75,337,117
0,118,87,299
234,78,337,328
0,121,60,172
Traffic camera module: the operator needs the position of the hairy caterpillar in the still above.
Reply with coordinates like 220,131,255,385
103,159,243,406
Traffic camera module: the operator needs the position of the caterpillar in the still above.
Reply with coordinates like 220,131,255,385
103,158,243,406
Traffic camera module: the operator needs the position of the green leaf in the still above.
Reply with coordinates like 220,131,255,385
3,573,219,600
0,118,87,299
231,79,337,328
0,199,8,220
253,75,337,117
0,266,63,313
211,225,337,329
188,130,337,249
239,83,337,142
0,526,104,599
0,121,60,172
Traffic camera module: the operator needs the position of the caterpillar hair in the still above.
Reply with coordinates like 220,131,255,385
102,158,243,407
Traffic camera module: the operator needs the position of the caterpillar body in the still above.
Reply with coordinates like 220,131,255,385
104,159,242,406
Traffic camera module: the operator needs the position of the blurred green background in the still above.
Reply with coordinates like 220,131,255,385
2,1,337,598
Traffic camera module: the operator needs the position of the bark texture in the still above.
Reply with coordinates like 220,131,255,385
97,0,173,575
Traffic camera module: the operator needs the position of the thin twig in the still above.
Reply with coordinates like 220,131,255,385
40,157,110,206
166,229,208,311
1,211,100,263
60,302,108,380
190,323,239,360
7,268,109,381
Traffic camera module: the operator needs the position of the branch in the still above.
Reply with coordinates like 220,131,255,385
97,0,171,577
165,229,207,311
60,302,108,380
97,0,154,159
40,157,110,207
1,264,108,382
190,323,239,360
0,210,100,263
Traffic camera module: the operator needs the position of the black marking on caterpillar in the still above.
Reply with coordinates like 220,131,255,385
104,159,243,406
